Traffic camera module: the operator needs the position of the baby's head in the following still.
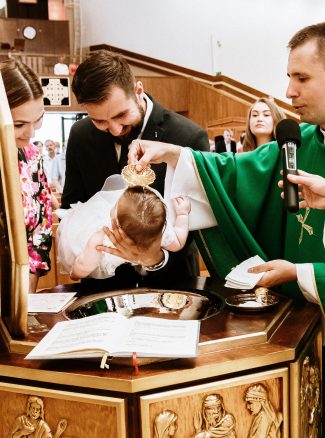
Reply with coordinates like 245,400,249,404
115,186,166,250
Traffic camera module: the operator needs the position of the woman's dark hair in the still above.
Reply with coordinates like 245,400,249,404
0,59,43,109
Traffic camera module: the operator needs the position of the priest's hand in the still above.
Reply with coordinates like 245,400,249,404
278,169,325,210
248,259,297,288
96,219,165,268
128,140,181,170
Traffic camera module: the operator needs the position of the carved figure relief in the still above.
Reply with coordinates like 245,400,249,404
244,383,282,438
11,395,67,438
154,410,178,437
193,394,236,437
300,356,321,438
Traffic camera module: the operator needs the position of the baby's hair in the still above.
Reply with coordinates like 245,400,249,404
117,186,167,249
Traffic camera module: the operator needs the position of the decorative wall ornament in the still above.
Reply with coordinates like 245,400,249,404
244,383,283,438
11,395,67,437
300,356,321,438
41,77,70,106
193,393,236,437
154,410,178,438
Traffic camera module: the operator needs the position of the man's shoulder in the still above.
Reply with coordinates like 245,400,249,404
70,116,93,133
300,122,318,138
151,99,203,131
68,116,111,150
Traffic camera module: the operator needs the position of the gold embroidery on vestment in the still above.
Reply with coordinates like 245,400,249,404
296,208,313,244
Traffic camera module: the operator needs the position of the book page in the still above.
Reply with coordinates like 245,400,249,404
117,317,200,358
26,314,201,360
28,292,77,313
25,313,126,359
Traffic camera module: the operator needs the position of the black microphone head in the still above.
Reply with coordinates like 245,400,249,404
276,119,301,149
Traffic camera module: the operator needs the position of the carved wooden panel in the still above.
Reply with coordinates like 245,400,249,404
0,381,127,437
140,368,288,437
290,326,322,438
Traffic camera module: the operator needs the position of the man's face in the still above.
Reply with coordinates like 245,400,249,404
286,40,325,129
29,402,41,419
223,130,231,143
45,140,55,155
84,82,145,138
205,405,222,426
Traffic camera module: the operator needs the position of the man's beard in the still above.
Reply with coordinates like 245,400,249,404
112,102,145,148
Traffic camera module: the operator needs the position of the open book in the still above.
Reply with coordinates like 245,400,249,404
25,313,200,360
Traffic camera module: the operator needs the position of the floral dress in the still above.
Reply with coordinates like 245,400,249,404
18,143,52,275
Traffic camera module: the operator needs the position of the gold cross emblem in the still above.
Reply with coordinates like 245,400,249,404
296,208,314,245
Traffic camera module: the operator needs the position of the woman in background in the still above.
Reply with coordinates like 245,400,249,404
0,59,52,292
243,97,286,152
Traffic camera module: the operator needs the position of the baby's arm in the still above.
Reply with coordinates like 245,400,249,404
70,230,105,280
164,196,191,252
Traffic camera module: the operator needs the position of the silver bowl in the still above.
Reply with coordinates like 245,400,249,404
65,287,223,321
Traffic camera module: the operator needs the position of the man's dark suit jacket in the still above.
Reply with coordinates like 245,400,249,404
214,137,237,153
61,97,209,289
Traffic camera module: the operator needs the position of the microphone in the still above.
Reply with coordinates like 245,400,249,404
276,119,301,213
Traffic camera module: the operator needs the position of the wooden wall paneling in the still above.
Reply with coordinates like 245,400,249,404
138,76,189,114
53,20,70,56
187,80,250,132
0,18,69,55
0,18,17,49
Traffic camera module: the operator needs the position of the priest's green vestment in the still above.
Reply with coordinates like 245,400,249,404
192,123,325,309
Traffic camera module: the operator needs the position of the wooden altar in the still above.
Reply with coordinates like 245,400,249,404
0,276,322,437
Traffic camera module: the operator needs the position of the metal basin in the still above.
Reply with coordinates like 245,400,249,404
65,288,223,321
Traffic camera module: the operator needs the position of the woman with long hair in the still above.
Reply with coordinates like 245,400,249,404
243,97,286,152
0,59,52,292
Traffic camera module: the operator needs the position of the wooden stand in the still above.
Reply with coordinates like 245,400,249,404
0,276,322,437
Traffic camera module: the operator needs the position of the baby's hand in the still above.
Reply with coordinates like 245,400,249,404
173,196,191,215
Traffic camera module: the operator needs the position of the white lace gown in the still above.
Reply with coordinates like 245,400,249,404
57,185,177,279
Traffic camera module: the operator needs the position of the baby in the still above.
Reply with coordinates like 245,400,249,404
57,184,190,280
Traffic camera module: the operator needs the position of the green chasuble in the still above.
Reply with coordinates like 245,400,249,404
192,123,325,309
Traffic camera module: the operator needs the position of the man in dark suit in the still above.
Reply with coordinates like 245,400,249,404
61,50,209,289
214,129,237,153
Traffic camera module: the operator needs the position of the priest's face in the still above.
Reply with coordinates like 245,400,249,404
286,39,325,129
84,82,146,138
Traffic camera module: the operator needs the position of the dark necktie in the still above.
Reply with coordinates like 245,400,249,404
118,143,129,171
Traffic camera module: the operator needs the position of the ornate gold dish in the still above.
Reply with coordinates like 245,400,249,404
121,164,156,186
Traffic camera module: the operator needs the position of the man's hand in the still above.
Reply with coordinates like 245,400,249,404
278,169,325,209
248,259,297,288
128,140,181,171
96,219,164,267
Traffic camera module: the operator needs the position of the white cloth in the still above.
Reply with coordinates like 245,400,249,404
165,148,217,230
165,148,318,305
57,176,177,279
